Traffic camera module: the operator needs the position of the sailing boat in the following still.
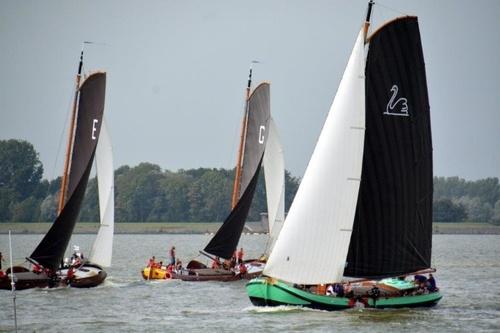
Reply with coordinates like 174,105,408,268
246,1,442,310
0,47,108,290
142,67,283,281
60,118,114,288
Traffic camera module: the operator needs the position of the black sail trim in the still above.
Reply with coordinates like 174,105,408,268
204,158,263,259
30,155,95,270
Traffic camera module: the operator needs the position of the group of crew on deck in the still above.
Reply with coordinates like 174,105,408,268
299,273,438,299
147,246,184,273
146,246,248,275
210,247,247,274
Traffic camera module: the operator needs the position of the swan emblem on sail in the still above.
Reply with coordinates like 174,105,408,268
385,84,409,116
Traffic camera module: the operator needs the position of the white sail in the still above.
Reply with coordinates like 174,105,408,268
89,118,114,268
263,29,366,285
263,117,285,255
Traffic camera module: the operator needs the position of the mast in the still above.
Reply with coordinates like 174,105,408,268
57,46,84,214
231,65,253,209
363,0,375,42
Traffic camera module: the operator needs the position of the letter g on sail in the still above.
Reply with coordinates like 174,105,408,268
258,125,266,144
385,85,409,117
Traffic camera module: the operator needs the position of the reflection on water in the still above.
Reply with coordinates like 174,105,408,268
0,234,499,332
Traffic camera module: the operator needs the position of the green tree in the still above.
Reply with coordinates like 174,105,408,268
11,197,41,222
0,139,43,200
433,198,467,222
492,200,500,225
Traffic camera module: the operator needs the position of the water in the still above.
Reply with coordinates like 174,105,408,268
0,234,499,332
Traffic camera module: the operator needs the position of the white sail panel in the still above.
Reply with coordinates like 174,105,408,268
89,118,114,267
263,117,285,255
264,30,366,284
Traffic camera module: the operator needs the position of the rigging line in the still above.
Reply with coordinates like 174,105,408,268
375,2,407,16
47,89,75,198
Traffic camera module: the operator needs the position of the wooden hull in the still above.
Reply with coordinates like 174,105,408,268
67,264,107,288
246,277,442,311
0,263,107,291
0,270,55,290
141,260,265,282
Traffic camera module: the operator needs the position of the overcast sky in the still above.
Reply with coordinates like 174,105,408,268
1,0,499,181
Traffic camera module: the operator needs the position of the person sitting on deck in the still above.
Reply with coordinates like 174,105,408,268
66,267,75,284
343,282,353,298
147,256,156,268
414,274,428,294
230,255,237,268
158,261,163,269
414,275,427,287
211,257,220,269
238,263,247,276
427,273,437,292
175,260,183,271
326,284,335,296
33,263,43,274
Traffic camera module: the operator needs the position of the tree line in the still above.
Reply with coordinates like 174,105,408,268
433,176,500,224
0,139,299,223
1,139,499,224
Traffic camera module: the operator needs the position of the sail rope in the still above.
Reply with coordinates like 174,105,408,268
376,2,407,16
46,88,74,203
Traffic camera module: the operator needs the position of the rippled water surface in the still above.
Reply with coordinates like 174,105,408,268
1,234,499,332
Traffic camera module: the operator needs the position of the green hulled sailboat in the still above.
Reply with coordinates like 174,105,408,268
246,1,442,310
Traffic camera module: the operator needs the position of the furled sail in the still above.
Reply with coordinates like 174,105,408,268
345,17,433,278
264,29,366,284
30,72,106,270
203,82,271,259
89,118,114,268
263,117,285,255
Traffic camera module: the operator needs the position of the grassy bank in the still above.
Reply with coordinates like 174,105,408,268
1,222,499,235
0,222,267,234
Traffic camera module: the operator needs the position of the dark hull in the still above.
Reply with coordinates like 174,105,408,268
70,270,107,288
171,269,261,282
0,271,58,290
141,260,264,282
63,263,108,288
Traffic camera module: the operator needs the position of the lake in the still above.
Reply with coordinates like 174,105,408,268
0,234,499,332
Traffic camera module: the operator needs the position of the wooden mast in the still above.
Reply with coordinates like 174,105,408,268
363,0,375,42
57,47,84,215
231,66,253,209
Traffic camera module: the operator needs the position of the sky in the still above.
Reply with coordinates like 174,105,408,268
1,0,499,181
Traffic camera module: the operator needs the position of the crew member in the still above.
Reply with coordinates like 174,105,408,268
237,247,244,264
427,274,437,292
212,257,220,269
148,256,156,268
169,246,176,266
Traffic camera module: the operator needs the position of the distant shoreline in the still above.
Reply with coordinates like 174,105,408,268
0,222,499,235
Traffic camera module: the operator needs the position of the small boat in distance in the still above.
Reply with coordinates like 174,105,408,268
247,1,442,310
0,45,109,290
142,65,285,281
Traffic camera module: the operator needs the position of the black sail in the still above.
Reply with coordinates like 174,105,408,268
204,83,271,259
30,72,106,270
239,83,271,198
345,17,433,278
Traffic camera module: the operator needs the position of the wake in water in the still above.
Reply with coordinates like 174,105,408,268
243,305,320,314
